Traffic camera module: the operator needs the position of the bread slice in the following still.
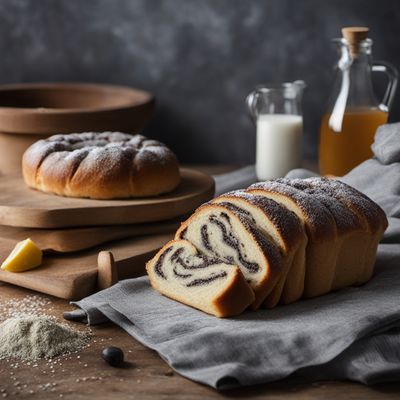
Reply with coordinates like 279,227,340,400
276,178,367,290
302,178,388,284
146,239,255,317
247,181,339,298
175,203,283,309
213,191,307,307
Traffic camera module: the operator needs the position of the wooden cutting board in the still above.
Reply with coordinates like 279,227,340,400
0,218,182,253
0,232,173,300
0,168,214,228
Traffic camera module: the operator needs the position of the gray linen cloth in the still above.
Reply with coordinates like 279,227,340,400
73,123,400,389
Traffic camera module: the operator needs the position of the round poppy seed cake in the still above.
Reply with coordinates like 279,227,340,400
22,132,181,199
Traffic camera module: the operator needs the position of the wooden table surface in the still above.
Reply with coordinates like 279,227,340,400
1,165,399,400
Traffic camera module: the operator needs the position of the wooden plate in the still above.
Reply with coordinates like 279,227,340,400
0,168,214,228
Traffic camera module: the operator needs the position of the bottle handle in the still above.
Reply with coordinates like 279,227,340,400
372,61,398,111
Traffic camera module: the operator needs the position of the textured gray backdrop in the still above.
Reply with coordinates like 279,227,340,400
0,0,399,163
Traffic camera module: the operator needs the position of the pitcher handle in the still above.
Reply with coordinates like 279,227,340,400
245,89,262,122
372,61,398,111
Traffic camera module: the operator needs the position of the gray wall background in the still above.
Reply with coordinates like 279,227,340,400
1,0,399,163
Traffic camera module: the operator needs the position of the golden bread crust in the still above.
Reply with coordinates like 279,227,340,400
22,132,181,199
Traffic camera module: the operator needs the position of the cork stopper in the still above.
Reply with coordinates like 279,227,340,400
342,27,369,57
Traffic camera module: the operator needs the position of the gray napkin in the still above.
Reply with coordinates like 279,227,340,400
214,165,257,196
73,123,400,389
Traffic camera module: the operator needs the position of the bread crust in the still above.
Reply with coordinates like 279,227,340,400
247,181,339,298
247,181,337,241
213,193,308,307
213,269,256,317
214,192,304,252
22,132,181,199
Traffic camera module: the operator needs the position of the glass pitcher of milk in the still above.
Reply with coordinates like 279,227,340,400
246,81,306,180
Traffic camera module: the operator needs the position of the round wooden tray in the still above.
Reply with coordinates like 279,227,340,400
0,168,214,228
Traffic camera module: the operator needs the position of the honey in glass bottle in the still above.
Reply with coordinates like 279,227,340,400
319,27,398,176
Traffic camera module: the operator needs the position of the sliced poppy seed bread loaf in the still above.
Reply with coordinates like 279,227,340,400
147,177,387,317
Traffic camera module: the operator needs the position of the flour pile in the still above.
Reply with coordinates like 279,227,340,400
0,315,89,360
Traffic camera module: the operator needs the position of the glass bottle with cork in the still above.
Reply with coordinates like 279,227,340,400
319,27,398,176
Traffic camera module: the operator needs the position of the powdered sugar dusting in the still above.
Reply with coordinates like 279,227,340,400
37,132,164,154
25,132,176,167
247,180,336,239
303,178,386,232
276,178,362,233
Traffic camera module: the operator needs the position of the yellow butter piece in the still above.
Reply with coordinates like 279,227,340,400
1,238,43,272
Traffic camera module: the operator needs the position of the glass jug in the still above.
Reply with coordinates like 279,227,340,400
246,81,306,180
319,27,398,176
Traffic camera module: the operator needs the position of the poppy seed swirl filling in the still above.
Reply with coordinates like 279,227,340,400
154,244,232,287
173,203,283,310
202,215,260,273
177,208,273,280
146,239,256,317
154,246,173,279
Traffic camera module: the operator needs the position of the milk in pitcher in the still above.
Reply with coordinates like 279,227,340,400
256,114,303,180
